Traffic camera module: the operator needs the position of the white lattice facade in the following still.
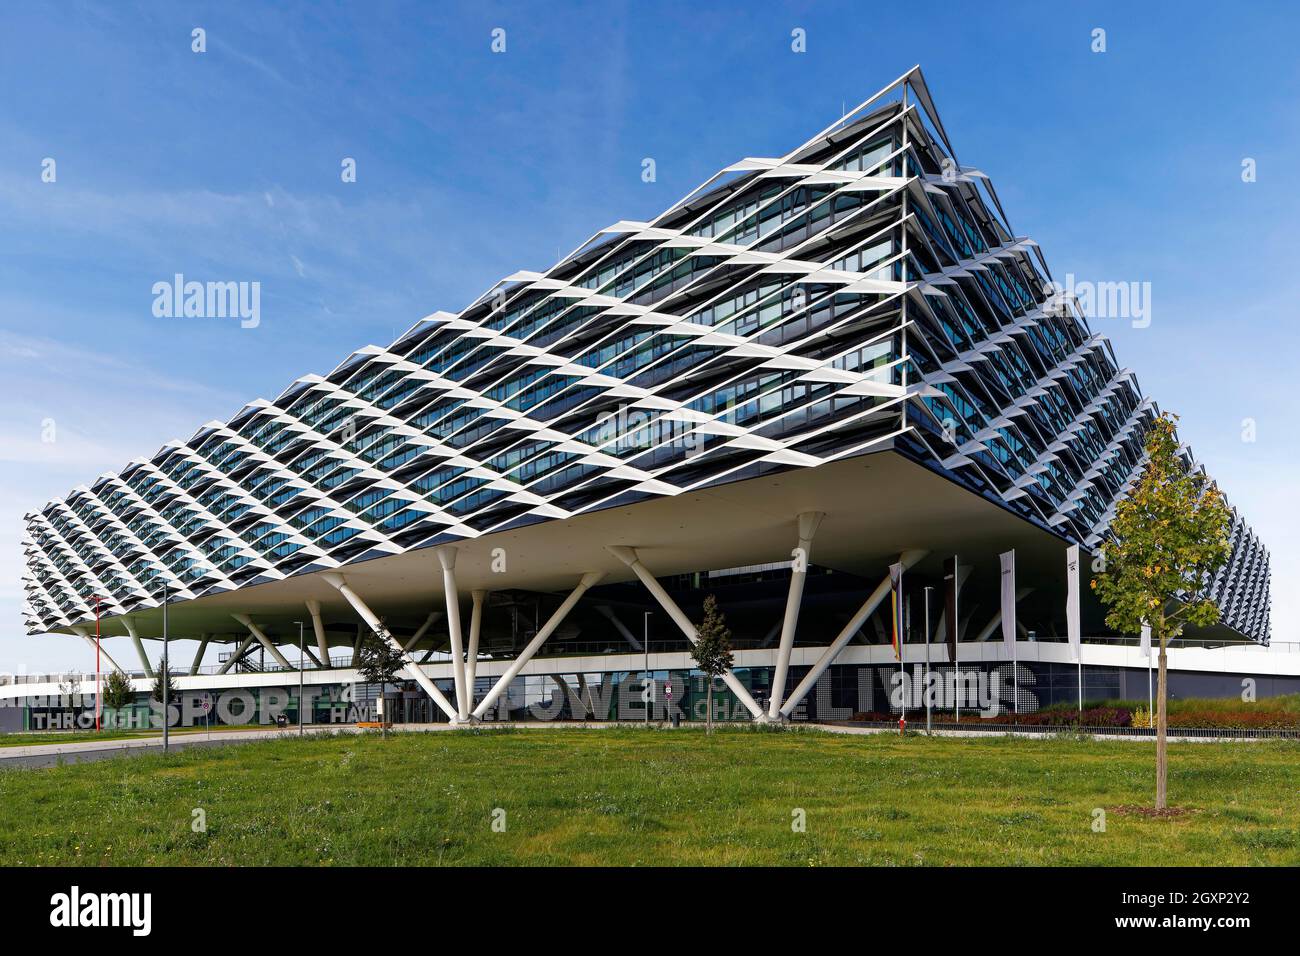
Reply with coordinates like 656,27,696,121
21,68,1270,645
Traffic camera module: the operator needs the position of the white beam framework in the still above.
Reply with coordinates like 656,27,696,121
607,546,766,720
321,572,460,722
436,547,470,721
189,633,210,675
71,626,128,676
232,614,292,669
779,549,928,719
471,572,606,720
596,605,643,651
306,599,330,665
466,590,487,707
403,611,443,652
217,634,257,675
768,511,825,719
122,617,156,679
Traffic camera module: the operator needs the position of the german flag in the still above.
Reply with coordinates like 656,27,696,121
889,562,904,660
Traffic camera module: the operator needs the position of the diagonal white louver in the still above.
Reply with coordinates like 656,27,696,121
21,66,1269,645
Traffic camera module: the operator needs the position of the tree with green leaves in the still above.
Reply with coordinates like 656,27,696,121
690,595,734,734
1092,413,1231,809
355,621,406,737
149,668,176,705
101,669,135,716
149,668,177,732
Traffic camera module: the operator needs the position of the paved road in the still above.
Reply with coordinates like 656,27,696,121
0,726,359,769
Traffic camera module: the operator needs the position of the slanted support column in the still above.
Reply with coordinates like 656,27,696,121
607,545,766,720
780,549,929,719
217,634,257,674
403,611,443,652
122,617,155,679
466,590,487,706
596,605,643,651
769,511,825,720
974,588,1033,642
72,626,128,675
436,547,469,721
306,599,330,666
321,572,459,722
231,614,292,669
189,633,211,675
472,572,605,720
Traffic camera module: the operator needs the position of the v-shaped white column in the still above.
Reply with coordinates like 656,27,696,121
973,588,1032,641
305,599,330,665
190,633,210,675
218,633,257,674
471,572,605,720
403,610,443,652
768,511,825,719
71,626,127,676
606,546,765,720
231,614,292,669
779,549,929,719
466,590,487,707
321,572,459,722
596,604,644,651
436,547,469,721
122,617,156,678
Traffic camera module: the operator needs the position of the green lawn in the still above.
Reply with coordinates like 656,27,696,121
0,727,1296,866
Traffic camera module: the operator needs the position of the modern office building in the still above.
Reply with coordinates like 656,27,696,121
13,67,1279,728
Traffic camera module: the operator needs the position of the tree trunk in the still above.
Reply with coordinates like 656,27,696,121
706,681,713,734
1156,643,1168,809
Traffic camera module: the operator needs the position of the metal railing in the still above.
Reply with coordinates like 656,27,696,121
4,638,1296,687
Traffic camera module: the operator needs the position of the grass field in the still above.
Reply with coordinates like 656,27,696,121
0,727,1296,866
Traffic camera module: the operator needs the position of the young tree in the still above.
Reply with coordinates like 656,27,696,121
355,621,406,737
149,668,177,732
149,668,176,704
101,669,135,713
690,595,734,734
1092,414,1231,809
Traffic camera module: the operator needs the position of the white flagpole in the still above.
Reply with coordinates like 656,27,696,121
1066,545,1082,715
923,586,932,733
1141,620,1153,728
1000,550,1017,716
900,590,908,728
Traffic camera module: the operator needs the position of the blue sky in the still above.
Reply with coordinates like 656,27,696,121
1,0,1297,670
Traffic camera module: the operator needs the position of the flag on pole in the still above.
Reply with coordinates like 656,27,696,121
1139,620,1152,660
889,562,904,661
943,555,959,664
999,550,1016,649
1066,544,1081,662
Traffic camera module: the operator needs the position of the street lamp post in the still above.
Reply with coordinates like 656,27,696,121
643,611,651,725
91,594,102,732
296,620,305,736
